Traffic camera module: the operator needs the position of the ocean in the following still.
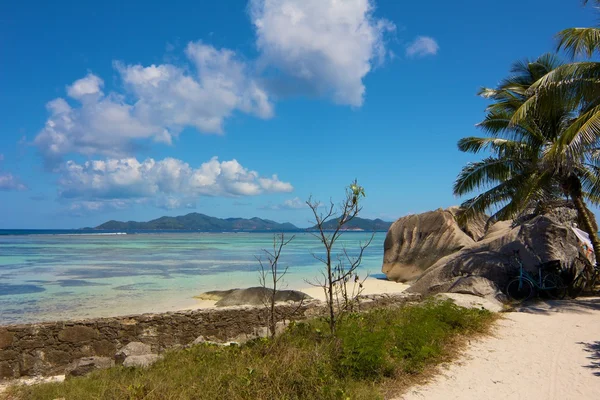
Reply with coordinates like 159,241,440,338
0,231,386,325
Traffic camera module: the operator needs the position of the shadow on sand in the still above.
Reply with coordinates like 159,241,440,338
579,341,600,377
511,297,600,377
512,297,600,315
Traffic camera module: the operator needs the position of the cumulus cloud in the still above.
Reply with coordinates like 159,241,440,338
57,156,293,212
34,42,273,164
67,74,104,99
0,174,27,191
250,0,395,106
261,196,306,210
406,36,439,58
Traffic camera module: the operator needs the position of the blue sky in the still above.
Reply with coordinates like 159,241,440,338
0,0,597,229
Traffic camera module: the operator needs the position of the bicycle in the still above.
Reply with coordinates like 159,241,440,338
568,259,600,298
505,250,568,302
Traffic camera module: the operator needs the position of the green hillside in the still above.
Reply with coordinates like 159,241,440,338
95,213,299,231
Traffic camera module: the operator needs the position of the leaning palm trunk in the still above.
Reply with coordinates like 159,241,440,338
567,175,600,264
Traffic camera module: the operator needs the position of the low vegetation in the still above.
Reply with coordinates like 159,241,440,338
6,300,495,400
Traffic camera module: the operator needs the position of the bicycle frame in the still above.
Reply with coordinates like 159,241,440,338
513,254,541,289
512,252,560,291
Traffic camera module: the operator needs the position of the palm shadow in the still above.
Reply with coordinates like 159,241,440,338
579,341,600,377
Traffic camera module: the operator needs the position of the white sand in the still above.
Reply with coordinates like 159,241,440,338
399,298,600,400
178,277,409,310
300,278,410,302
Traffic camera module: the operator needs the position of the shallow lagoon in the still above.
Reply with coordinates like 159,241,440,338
0,232,385,325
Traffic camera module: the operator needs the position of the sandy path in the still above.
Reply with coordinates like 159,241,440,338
399,298,600,400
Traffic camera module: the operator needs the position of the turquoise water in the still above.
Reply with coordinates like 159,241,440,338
0,232,385,325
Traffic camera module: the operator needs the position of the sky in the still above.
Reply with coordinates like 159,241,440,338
0,0,598,229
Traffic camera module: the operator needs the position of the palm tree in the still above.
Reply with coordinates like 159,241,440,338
501,1,600,261
455,54,600,262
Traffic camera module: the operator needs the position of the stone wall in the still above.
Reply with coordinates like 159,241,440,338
0,293,419,380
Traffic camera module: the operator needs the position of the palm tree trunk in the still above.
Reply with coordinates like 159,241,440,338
568,175,600,264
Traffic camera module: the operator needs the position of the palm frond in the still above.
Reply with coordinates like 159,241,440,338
453,157,521,196
557,27,600,59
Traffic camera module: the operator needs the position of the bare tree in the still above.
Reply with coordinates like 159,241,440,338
257,233,295,338
307,180,373,334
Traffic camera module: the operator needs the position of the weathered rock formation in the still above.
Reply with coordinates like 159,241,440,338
198,287,311,307
395,207,590,300
382,208,480,281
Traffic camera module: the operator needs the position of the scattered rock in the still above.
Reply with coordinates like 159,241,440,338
114,342,152,364
66,357,114,377
197,287,311,307
382,208,478,281
190,336,238,347
435,293,504,313
122,354,160,368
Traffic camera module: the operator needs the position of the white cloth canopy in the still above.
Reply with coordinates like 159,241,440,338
571,227,595,264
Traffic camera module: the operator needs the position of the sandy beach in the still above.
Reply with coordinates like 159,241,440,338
299,277,410,302
178,277,410,310
399,298,600,400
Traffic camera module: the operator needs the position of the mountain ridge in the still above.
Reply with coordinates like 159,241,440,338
309,217,392,231
93,213,392,232
95,213,298,231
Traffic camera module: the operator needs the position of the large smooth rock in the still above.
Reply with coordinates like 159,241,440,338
407,215,586,299
198,287,311,307
448,206,488,241
66,357,114,377
382,208,477,282
114,342,152,364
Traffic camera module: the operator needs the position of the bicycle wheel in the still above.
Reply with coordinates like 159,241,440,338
568,274,587,298
506,278,534,302
542,274,567,300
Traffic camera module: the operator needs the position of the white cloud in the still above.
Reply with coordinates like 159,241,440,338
406,36,439,58
58,156,293,211
261,196,306,210
34,43,273,164
0,173,27,191
67,74,104,99
250,0,395,106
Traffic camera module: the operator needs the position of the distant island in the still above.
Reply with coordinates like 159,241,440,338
95,213,298,232
93,213,392,232
309,217,392,231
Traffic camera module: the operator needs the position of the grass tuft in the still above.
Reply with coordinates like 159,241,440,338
4,300,495,400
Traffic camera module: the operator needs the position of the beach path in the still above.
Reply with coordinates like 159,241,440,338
399,298,600,400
